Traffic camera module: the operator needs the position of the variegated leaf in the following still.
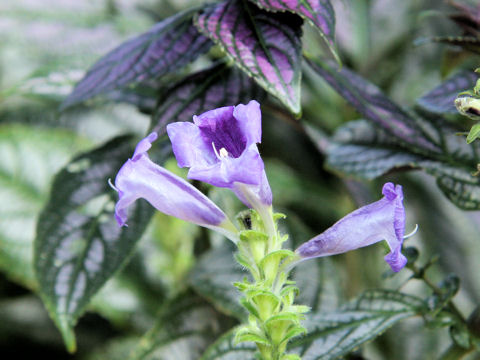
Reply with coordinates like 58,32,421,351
195,0,303,116
62,8,211,109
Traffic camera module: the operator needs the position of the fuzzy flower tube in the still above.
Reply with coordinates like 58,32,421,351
113,102,412,360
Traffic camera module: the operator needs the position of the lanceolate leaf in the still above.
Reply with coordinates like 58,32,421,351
34,136,153,352
417,71,478,115
311,119,480,210
291,290,426,360
307,57,441,154
248,0,338,62
0,125,88,289
152,62,265,134
61,8,212,109
195,0,303,116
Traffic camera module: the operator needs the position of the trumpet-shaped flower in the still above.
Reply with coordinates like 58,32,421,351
113,132,237,241
296,182,407,272
166,100,272,210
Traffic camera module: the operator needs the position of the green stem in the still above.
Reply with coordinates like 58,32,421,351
410,264,465,323
234,210,307,360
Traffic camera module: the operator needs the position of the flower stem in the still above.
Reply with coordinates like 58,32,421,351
234,210,308,360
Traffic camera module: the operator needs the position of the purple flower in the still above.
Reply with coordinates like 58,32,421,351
113,132,237,241
296,183,408,272
166,100,272,209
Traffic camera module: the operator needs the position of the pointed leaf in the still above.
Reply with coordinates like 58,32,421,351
62,8,212,109
306,57,441,153
0,125,88,289
152,62,265,134
195,0,303,115
467,123,480,143
416,36,480,54
311,119,480,210
417,71,479,115
290,290,427,360
248,0,338,62
34,136,154,352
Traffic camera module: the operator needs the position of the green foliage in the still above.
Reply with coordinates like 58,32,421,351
34,136,153,352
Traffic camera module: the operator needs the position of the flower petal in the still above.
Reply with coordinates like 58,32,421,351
296,182,408,272
114,133,236,240
233,100,262,145
167,121,215,168
167,101,273,210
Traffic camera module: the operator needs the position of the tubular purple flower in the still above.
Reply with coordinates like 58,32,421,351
113,132,237,242
166,100,272,209
295,183,408,272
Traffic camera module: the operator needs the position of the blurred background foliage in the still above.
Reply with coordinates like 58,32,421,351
1,0,480,359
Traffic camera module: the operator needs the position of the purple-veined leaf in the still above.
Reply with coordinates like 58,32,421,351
417,70,478,115
34,136,154,352
309,118,480,210
195,0,303,116
307,57,442,154
61,8,212,109
151,62,265,134
248,0,338,62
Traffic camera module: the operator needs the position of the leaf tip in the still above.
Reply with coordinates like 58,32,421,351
57,314,77,353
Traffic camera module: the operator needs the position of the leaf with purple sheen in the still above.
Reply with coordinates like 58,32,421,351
61,8,212,109
248,0,339,62
307,118,480,210
417,71,479,115
307,57,442,154
195,0,303,116
151,62,265,134
34,136,154,352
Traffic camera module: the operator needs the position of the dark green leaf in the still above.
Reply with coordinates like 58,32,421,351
129,291,227,360
307,58,480,210
152,62,265,134
34,136,153,352
306,57,441,154
312,119,480,210
195,0,303,116
200,328,257,360
290,290,426,360
189,243,247,321
417,71,478,115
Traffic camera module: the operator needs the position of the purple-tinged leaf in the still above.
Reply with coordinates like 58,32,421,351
415,36,480,54
307,57,442,154
34,136,154,351
195,0,303,116
417,71,478,115
152,62,265,134
61,8,212,109
310,118,480,210
248,0,338,62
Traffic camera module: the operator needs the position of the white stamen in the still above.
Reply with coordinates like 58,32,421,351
403,224,419,239
212,142,229,159
219,147,229,158
108,178,118,192
212,142,220,159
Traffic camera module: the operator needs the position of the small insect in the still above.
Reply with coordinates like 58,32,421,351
455,96,480,121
